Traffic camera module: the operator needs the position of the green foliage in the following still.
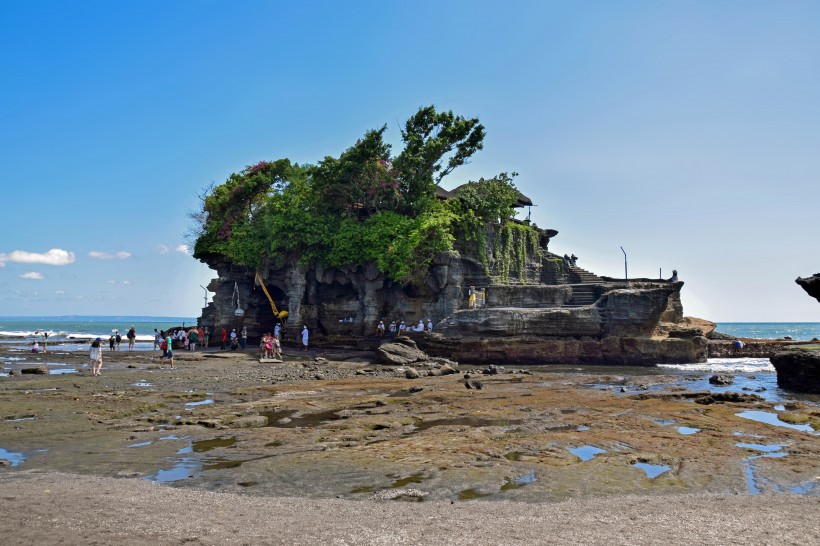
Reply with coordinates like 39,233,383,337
192,106,538,286
393,106,485,215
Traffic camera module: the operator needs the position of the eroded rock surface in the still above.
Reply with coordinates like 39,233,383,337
796,273,820,303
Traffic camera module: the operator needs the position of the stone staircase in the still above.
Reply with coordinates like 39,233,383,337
567,284,599,306
568,264,604,284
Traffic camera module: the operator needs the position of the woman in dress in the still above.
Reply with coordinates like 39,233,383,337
90,337,103,376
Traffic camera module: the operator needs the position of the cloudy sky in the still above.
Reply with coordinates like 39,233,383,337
1,1,818,321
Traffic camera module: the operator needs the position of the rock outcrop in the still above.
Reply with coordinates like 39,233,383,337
197,229,705,366
770,350,820,394
796,274,820,303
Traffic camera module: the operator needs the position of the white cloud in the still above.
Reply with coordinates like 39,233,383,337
89,250,131,260
20,272,44,280
176,244,190,254
157,244,170,255
108,280,117,284
122,280,131,285
0,248,75,266
55,290,65,295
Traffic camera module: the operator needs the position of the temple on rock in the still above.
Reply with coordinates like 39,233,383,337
197,189,706,366
193,106,708,365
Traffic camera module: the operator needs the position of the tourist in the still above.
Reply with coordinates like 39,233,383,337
733,339,745,356
220,327,228,350
114,331,122,351
468,286,476,308
274,322,282,341
198,326,205,349
301,325,309,350
188,327,199,351
153,329,161,350
31,341,40,353
416,319,424,332
160,332,174,369
126,325,136,351
90,337,103,376
41,331,49,353
570,254,578,266
203,326,210,348
389,321,396,336
230,329,238,350
241,327,248,350
271,335,282,359
427,319,433,331
109,334,116,352
398,321,406,336
377,321,385,336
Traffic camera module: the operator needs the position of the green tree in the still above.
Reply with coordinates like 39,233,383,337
393,106,485,215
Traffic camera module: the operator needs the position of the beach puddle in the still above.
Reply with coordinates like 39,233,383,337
388,472,430,488
261,409,343,428
576,425,590,431
192,437,237,452
185,398,214,407
458,488,492,500
501,471,537,490
159,435,180,441
134,381,153,387
632,462,670,478
676,427,701,435
735,411,815,433
203,458,244,471
414,417,523,432
774,404,785,411
150,458,199,483
568,445,606,462
128,441,153,448
738,443,790,494
0,447,26,467
48,368,77,375
648,418,677,426
4,416,35,422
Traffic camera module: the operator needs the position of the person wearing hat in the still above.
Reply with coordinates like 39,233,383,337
90,337,103,376
301,325,309,351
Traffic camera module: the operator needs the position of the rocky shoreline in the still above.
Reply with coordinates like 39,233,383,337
2,341,819,542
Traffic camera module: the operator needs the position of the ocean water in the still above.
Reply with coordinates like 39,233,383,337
0,316,195,345
715,322,820,341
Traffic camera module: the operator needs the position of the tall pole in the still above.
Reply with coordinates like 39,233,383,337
199,285,208,308
620,246,628,281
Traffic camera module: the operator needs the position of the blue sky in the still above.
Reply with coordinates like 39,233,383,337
1,1,818,321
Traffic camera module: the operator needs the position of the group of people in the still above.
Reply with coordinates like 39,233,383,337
467,286,487,309
377,319,433,336
259,331,282,359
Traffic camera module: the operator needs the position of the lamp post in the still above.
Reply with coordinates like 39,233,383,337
199,285,208,308
620,246,628,282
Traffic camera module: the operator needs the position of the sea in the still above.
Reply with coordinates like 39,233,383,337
0,316,195,351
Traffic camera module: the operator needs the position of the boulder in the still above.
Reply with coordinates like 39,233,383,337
709,374,734,385
404,367,420,379
770,350,820,394
376,340,429,366
796,274,820,303
21,366,49,375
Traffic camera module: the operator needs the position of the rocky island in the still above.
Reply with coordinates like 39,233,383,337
193,107,706,366
768,272,820,393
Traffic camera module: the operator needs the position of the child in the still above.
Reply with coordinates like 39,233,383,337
90,337,103,376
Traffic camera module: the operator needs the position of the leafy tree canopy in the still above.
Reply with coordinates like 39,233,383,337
193,106,535,285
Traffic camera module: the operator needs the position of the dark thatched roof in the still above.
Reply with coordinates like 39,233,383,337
444,183,533,208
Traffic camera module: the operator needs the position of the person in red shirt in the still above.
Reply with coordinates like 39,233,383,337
220,327,228,350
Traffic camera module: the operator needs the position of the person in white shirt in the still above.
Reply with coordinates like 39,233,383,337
427,319,433,331
90,337,103,376
301,326,309,350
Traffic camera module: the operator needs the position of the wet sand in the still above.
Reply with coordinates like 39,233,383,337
1,343,819,543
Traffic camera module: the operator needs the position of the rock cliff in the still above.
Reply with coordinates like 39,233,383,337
196,227,705,366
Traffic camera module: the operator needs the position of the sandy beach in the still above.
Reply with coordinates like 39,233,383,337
1,470,818,545
2,343,819,544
